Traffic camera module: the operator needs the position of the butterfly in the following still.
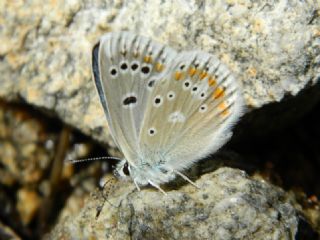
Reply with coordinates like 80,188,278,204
91,32,244,193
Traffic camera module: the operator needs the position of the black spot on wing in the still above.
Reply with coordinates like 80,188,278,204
123,96,137,106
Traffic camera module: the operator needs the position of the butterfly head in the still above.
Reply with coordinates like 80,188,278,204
114,159,177,187
114,159,131,181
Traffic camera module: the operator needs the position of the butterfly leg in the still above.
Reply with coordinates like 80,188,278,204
148,180,167,195
133,179,141,191
174,170,200,189
96,177,118,219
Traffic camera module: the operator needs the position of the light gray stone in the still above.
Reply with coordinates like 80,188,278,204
0,0,319,144
1,1,318,238
48,168,297,240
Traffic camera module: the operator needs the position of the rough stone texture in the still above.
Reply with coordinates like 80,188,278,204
0,0,319,144
1,0,319,239
48,168,297,240
0,101,97,238
0,101,57,236
0,102,54,188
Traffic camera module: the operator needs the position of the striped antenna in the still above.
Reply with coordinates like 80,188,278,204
65,156,121,164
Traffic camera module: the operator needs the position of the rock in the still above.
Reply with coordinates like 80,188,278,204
0,0,319,144
0,221,21,240
1,0,319,239
0,101,53,187
0,101,98,238
16,188,42,226
48,168,297,240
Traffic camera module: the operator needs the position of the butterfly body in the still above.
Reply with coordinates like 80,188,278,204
92,32,244,189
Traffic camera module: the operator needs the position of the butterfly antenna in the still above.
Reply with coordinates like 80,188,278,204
65,156,122,164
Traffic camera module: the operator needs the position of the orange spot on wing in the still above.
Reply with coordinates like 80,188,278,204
188,67,197,77
199,71,208,80
208,77,217,86
218,102,227,111
212,87,225,99
155,63,164,72
174,71,183,81
218,102,230,117
144,56,152,63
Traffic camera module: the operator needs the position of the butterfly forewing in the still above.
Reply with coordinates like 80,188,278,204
92,32,177,164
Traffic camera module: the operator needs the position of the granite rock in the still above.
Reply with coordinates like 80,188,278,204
0,101,105,238
48,167,297,240
0,0,319,144
1,0,319,238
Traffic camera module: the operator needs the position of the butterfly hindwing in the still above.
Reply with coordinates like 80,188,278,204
139,51,244,171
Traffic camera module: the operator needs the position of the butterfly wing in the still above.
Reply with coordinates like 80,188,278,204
139,51,244,172
92,32,177,163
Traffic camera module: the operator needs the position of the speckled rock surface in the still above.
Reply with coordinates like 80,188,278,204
0,0,319,144
1,1,319,239
0,102,54,187
0,101,100,238
47,168,297,240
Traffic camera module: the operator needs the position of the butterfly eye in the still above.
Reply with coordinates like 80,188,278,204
123,162,130,176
